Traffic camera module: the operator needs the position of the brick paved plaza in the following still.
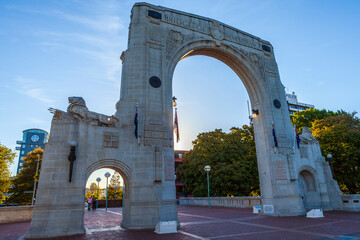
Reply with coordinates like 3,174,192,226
1,206,360,240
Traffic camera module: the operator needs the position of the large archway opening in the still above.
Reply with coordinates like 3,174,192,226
171,44,262,198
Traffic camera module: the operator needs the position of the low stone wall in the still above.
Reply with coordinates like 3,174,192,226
0,205,34,223
179,196,261,208
341,195,360,212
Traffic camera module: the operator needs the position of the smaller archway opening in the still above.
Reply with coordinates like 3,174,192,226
299,169,322,209
299,170,316,192
84,167,128,230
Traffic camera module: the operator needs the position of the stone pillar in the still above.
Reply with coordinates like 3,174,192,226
26,120,85,238
114,5,178,229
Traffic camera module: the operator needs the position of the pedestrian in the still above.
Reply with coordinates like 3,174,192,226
92,196,96,210
87,196,92,210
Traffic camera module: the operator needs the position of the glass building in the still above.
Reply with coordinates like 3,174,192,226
15,129,49,174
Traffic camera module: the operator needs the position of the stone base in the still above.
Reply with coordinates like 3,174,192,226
306,209,324,218
154,221,177,234
262,210,306,217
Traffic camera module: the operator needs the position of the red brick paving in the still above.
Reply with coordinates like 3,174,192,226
0,221,30,240
0,206,359,239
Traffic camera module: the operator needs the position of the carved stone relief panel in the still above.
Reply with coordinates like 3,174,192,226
162,12,263,51
210,21,224,41
274,161,287,180
166,30,184,62
103,132,119,148
231,45,265,79
265,58,278,73
148,29,163,45
164,156,174,181
143,125,171,147
154,147,162,182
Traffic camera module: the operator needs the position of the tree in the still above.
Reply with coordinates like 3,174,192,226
105,171,123,199
106,185,123,199
85,190,93,200
290,108,338,133
311,113,360,194
0,143,16,203
110,171,121,187
85,183,103,200
182,125,259,197
6,148,43,205
89,182,97,193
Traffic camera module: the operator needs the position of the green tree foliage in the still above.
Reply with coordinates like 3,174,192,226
311,113,360,194
105,171,123,199
110,172,121,187
106,185,123,200
85,182,103,200
182,125,259,197
6,148,43,205
89,182,97,193
290,108,338,133
0,143,16,203
85,190,93,200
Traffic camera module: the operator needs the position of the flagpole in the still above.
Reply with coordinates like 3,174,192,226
293,124,296,153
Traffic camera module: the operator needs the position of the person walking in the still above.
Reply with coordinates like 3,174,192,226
92,196,96,210
87,196,92,211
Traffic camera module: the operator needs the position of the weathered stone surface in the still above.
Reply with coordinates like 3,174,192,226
26,3,343,238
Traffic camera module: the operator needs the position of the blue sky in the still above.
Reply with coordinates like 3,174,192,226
1,1,359,186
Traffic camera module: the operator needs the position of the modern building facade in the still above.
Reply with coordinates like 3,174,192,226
285,92,315,114
15,129,49,174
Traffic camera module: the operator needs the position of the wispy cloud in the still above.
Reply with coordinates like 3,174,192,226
53,10,124,32
6,4,124,32
36,31,113,48
15,76,54,103
25,88,54,103
8,1,125,91
35,30,124,87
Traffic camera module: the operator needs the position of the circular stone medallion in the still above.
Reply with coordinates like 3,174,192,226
273,99,281,109
149,76,161,88
211,27,224,40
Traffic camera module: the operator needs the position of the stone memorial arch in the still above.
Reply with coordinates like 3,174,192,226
26,3,343,238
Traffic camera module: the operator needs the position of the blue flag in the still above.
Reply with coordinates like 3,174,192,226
134,105,138,139
272,124,278,148
296,128,300,148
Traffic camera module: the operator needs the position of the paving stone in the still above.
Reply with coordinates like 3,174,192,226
2,206,360,239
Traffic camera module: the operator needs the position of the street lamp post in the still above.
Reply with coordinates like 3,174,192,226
122,185,125,216
114,185,118,200
96,177,101,209
32,154,40,205
327,154,335,178
204,165,211,209
104,172,111,211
